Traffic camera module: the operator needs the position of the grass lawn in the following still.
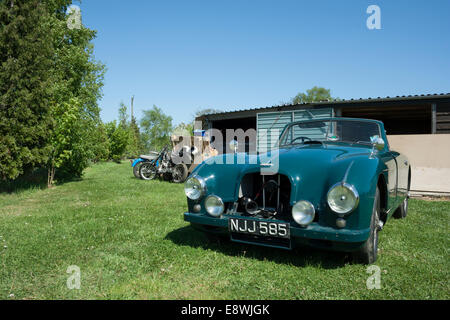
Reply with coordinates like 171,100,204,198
0,161,448,300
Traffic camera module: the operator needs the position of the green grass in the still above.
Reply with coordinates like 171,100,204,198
0,161,449,300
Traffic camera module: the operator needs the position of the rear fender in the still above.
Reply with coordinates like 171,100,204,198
132,158,144,167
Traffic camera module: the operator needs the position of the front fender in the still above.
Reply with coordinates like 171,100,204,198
323,156,384,232
191,158,259,202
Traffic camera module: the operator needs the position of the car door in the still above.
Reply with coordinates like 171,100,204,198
391,150,409,200
379,150,399,212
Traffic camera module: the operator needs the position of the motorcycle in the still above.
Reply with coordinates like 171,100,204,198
130,151,160,179
138,145,189,183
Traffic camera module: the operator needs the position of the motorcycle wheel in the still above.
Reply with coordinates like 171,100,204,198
139,162,157,180
172,163,188,183
133,162,143,179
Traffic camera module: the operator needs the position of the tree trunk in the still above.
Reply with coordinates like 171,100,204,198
47,166,55,188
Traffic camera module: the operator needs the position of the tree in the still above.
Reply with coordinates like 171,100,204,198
105,121,128,162
0,0,105,183
191,107,222,131
292,86,337,104
194,108,222,119
0,0,55,180
91,122,110,163
47,98,85,185
127,116,143,157
116,101,143,158
118,102,129,128
173,122,194,137
140,105,173,152
46,0,105,182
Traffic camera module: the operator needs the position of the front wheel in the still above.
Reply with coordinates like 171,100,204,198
394,168,411,219
172,163,188,183
139,162,157,180
393,196,408,219
354,187,381,264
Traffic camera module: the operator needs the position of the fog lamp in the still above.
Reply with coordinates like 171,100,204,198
292,201,315,227
205,195,224,217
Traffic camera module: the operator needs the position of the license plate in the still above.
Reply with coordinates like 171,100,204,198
228,218,290,239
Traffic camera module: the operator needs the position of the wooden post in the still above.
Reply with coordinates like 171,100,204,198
131,95,135,121
431,103,437,134
131,96,134,121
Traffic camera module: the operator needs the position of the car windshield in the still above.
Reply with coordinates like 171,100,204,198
278,119,382,147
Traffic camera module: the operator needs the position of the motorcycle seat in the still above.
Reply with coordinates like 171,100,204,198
140,153,159,160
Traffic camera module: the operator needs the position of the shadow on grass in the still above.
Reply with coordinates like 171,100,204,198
165,225,353,269
0,168,48,194
0,168,82,194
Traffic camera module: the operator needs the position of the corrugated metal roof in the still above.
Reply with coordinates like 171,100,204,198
200,92,450,120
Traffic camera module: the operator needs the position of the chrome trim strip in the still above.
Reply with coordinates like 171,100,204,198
342,161,354,183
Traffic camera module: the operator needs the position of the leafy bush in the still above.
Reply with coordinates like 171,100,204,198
91,123,110,162
105,121,129,162
48,98,101,184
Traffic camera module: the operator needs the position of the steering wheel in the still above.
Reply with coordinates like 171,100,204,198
291,136,312,144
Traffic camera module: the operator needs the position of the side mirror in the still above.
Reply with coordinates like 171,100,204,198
370,135,385,151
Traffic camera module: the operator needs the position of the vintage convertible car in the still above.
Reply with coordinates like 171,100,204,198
183,118,410,264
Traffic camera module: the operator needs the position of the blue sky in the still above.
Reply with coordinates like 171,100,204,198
78,0,450,126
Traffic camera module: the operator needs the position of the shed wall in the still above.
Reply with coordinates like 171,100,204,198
388,134,450,194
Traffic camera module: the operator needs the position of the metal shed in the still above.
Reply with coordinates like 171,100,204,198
197,93,450,195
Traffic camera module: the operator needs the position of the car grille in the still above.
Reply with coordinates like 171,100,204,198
234,173,292,221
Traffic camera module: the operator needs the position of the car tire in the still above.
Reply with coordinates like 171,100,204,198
393,196,408,219
354,187,381,265
394,168,410,219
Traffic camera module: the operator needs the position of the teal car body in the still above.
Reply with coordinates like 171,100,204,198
183,118,410,259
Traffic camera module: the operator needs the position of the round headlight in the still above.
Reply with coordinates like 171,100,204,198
184,176,205,200
327,183,359,215
205,195,224,217
292,201,315,227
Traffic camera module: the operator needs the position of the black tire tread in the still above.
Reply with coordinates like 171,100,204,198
172,163,188,183
354,187,380,264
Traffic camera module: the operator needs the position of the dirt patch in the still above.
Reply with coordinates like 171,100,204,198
411,195,450,202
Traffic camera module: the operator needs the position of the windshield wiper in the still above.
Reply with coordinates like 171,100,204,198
352,141,373,146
